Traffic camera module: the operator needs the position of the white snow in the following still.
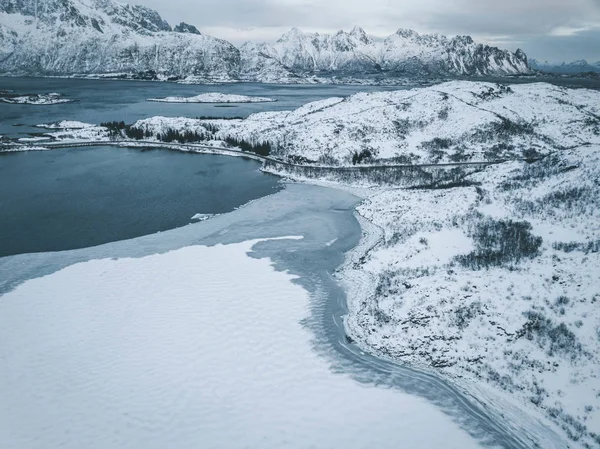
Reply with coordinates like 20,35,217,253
190,213,216,221
17,136,51,142
36,121,95,130
0,239,481,449
0,92,72,105
148,93,276,103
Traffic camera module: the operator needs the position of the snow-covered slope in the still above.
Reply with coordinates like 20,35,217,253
240,27,531,81
0,0,239,79
344,145,600,448
130,81,600,166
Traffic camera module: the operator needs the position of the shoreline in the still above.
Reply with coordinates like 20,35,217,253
334,206,563,449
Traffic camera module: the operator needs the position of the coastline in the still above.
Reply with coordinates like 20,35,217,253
334,206,564,449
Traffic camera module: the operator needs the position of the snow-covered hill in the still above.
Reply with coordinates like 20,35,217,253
129,81,599,166
240,27,531,81
0,0,239,80
343,144,600,449
0,0,531,81
0,91,72,104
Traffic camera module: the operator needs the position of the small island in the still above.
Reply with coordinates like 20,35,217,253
147,93,277,103
0,92,73,105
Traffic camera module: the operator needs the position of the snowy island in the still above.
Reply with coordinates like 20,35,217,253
36,121,95,130
147,93,277,103
0,92,73,105
3,80,600,448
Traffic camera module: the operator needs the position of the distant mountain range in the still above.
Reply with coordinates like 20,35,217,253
240,27,530,81
530,59,600,74
0,0,532,82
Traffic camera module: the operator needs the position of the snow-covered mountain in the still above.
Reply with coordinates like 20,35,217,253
0,0,532,81
530,59,600,74
240,27,531,80
0,0,240,79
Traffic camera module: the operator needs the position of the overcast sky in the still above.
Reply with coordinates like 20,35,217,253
138,0,600,63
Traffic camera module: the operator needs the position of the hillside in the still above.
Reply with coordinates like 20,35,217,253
128,81,600,166
341,144,600,448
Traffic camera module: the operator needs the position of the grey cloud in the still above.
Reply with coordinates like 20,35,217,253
519,28,600,63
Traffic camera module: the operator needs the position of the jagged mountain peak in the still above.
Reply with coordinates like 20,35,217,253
450,35,474,45
395,28,421,39
514,48,527,60
174,22,201,35
278,27,304,41
349,25,371,44
277,26,372,45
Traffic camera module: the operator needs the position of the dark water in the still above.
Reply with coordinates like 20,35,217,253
0,77,405,138
0,146,282,257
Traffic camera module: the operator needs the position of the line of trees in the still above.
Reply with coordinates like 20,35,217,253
157,129,206,143
101,121,149,140
101,120,274,156
224,137,272,156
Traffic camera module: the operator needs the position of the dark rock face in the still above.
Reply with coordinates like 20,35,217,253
174,22,201,35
